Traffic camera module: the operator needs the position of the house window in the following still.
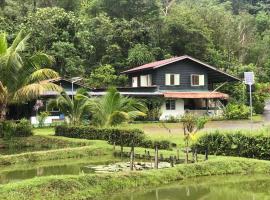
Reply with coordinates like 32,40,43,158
165,74,180,86
191,74,205,86
132,77,138,87
140,74,152,87
166,100,176,110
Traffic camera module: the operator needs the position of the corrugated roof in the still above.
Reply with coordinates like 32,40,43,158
122,55,240,82
163,92,229,99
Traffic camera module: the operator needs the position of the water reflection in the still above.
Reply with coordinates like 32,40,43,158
0,156,122,184
110,175,270,200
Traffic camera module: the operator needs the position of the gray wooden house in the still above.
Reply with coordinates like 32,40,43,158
93,55,240,120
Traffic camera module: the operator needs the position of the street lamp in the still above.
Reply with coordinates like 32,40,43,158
71,77,83,101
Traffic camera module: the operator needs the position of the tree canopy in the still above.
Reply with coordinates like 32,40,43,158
0,0,269,88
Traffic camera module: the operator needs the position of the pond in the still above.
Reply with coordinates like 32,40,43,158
109,175,270,200
0,155,124,184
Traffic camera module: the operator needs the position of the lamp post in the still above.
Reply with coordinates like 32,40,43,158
71,77,83,101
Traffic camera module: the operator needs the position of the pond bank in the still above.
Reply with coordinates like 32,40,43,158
1,157,270,200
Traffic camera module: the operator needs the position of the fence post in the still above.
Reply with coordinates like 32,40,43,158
154,145,159,169
130,145,135,171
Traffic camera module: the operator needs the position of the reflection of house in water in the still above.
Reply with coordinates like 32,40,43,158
112,185,210,200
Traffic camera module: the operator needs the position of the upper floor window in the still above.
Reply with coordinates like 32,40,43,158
191,74,205,86
140,74,152,87
166,100,176,110
165,74,180,86
132,77,138,87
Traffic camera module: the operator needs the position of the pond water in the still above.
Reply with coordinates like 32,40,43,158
0,155,124,184
109,175,270,200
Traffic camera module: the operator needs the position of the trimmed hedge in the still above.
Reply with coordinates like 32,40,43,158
55,125,171,150
0,119,33,138
193,130,270,160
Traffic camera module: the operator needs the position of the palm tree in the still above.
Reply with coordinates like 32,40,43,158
47,90,92,125
0,30,61,120
90,87,147,127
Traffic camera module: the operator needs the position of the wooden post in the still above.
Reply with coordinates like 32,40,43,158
195,148,198,162
205,148,208,161
130,145,134,171
154,145,159,169
170,156,174,167
120,145,123,159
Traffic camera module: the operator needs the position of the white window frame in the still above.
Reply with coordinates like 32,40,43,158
165,74,180,86
165,99,176,110
140,74,152,87
191,74,205,86
132,77,138,87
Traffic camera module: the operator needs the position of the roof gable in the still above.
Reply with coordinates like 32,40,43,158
122,55,240,82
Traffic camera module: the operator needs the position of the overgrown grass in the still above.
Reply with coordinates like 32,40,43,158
1,157,270,200
0,135,184,166
0,140,112,166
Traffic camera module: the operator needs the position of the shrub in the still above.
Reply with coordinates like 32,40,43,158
223,103,250,119
192,130,270,160
55,125,172,150
0,119,33,138
15,119,33,137
37,111,50,127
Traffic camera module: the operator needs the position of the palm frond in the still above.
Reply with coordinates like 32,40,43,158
13,82,62,102
29,52,55,69
26,68,59,83
0,81,8,104
0,32,7,55
9,30,30,53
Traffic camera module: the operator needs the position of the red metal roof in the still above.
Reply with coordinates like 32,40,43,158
163,92,229,99
122,55,240,81
123,56,187,73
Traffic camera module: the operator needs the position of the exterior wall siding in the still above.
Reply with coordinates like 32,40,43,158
128,60,210,91
159,99,185,120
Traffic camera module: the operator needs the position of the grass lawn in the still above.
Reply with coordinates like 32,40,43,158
33,127,54,136
34,117,268,148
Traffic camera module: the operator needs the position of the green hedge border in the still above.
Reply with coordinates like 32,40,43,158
55,125,173,150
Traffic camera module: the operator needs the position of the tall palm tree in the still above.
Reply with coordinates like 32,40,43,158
0,30,61,120
47,90,92,125
90,87,147,127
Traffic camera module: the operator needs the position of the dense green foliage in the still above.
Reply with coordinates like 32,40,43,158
223,103,250,119
1,157,270,199
0,119,33,138
1,0,270,86
55,125,171,149
193,129,270,160
89,87,147,127
48,91,92,125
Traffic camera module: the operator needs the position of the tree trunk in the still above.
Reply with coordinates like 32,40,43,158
0,103,7,121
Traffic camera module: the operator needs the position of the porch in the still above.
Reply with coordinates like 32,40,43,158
159,91,228,120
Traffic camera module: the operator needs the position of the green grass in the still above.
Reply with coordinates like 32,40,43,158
1,157,270,200
0,139,113,166
0,135,183,166
33,127,54,136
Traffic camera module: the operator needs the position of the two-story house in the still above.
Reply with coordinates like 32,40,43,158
97,55,240,120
